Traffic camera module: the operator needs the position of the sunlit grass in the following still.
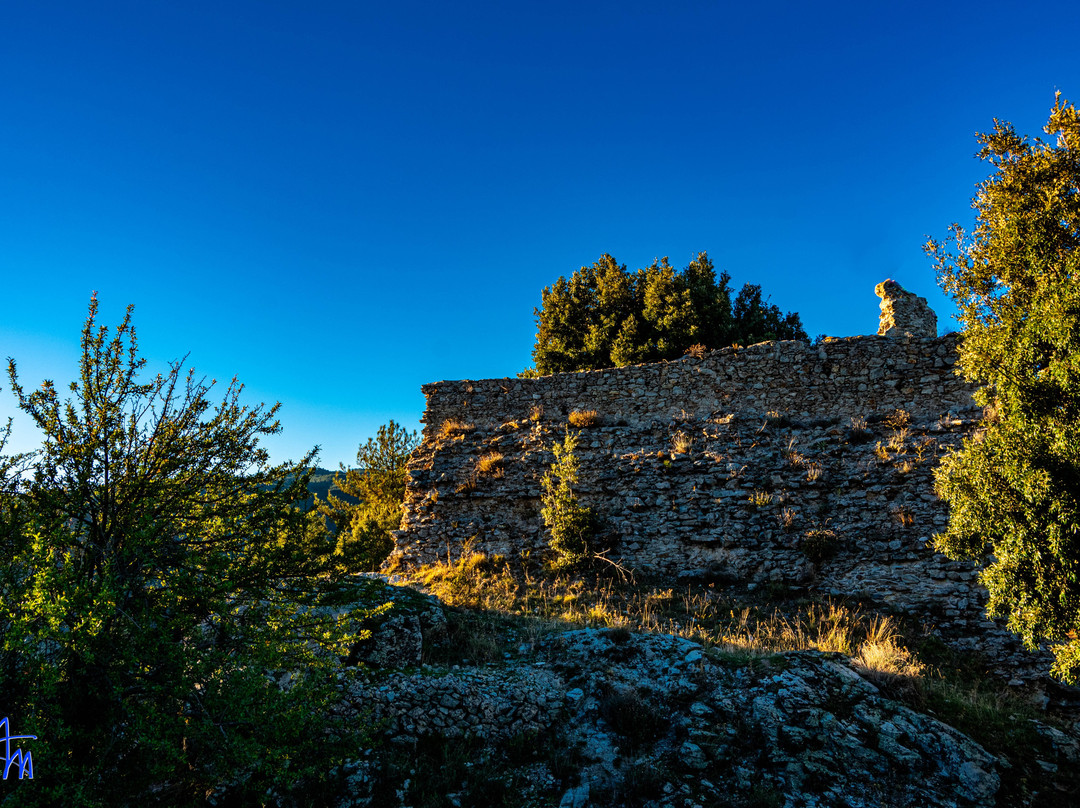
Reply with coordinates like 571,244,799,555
405,550,921,673
568,409,599,428
475,451,504,477
437,418,475,440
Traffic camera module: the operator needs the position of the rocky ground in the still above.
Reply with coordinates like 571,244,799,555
320,579,1080,808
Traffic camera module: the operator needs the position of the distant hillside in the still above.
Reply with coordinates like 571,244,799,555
277,467,361,512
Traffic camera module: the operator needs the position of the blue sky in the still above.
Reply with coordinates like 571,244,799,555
2,1,1078,468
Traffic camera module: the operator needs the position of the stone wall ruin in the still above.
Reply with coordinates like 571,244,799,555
392,282,1051,678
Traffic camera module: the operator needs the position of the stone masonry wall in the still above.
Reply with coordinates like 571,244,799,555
393,331,1051,677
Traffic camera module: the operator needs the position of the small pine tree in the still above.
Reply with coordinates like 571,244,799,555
316,420,419,571
540,429,596,569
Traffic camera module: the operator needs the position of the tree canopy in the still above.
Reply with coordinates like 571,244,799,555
927,93,1080,682
0,296,374,805
525,252,806,375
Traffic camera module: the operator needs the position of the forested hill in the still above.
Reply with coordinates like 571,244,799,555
273,467,361,511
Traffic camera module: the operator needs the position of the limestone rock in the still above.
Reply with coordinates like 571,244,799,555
329,581,1080,807
875,279,937,339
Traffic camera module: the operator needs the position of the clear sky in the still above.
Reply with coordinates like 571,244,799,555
2,1,1077,469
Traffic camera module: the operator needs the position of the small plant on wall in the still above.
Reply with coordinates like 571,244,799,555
476,451,504,478
541,428,598,569
568,409,599,428
670,430,694,454
801,527,839,563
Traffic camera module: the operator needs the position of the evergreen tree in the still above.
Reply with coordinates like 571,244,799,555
526,251,806,375
540,429,596,569
316,420,419,571
927,93,1080,682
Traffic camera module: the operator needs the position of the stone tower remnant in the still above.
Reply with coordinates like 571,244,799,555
875,279,937,339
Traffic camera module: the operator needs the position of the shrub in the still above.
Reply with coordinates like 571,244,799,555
0,296,374,805
541,429,598,569
316,420,419,572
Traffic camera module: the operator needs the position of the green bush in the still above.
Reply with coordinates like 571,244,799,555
540,429,598,569
927,94,1080,682
0,296,378,806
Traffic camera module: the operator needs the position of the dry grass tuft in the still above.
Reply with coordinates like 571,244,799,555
764,410,789,427
476,451,504,478
670,430,694,454
888,427,910,453
568,409,599,428
891,505,915,527
439,419,476,439
404,553,939,704
884,408,912,430
848,415,872,444
777,508,797,532
851,616,925,682
782,437,804,467
801,528,839,563
749,489,773,507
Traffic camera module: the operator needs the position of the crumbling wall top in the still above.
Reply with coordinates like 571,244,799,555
876,279,938,339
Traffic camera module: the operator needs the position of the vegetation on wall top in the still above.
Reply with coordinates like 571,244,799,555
524,251,807,376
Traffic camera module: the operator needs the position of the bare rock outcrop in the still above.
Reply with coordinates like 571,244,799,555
876,279,937,339
333,596,1080,808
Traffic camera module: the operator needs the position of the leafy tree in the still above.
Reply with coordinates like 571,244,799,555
0,296,373,805
526,251,806,375
540,429,597,569
927,93,1080,682
316,420,419,571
